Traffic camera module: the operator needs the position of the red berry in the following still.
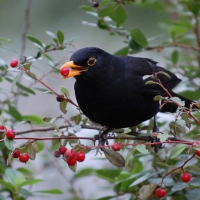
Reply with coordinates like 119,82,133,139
67,156,77,166
64,149,76,161
10,59,19,68
181,172,191,182
54,150,61,158
196,149,200,156
111,142,121,151
12,149,21,158
6,129,15,139
59,146,67,155
76,151,85,162
0,125,5,130
19,153,29,163
155,188,166,198
60,67,70,76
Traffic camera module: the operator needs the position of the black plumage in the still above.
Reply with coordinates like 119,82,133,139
60,47,196,129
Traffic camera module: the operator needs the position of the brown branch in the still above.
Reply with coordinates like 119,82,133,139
145,42,200,52
161,152,196,185
19,67,78,107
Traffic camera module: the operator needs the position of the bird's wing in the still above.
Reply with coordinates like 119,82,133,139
121,56,181,96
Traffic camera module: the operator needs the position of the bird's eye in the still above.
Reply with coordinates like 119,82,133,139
87,57,96,66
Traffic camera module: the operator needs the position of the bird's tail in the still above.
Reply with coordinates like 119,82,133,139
160,91,200,113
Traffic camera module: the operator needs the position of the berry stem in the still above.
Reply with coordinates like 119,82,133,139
161,152,196,185
19,67,78,107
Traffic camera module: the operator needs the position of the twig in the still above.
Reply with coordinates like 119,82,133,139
161,153,196,185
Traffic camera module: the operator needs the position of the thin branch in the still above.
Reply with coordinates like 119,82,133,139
145,42,200,52
161,153,196,185
20,0,33,56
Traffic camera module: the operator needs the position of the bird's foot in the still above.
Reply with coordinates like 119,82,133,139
150,115,163,153
93,127,113,151
150,132,163,153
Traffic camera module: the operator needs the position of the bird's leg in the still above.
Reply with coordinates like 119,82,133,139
151,115,162,153
94,127,113,151
153,115,159,132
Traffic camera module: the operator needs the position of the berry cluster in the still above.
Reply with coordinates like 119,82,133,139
12,149,29,163
154,171,192,198
54,145,85,166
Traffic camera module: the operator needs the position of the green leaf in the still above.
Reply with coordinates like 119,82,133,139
46,30,56,38
66,161,77,172
74,168,94,179
11,73,22,93
153,95,165,101
157,71,171,79
194,145,200,151
22,115,44,124
142,75,153,80
186,1,200,16
178,90,200,102
8,104,23,121
171,50,179,65
104,149,125,167
5,168,25,186
98,4,127,24
59,101,67,114
186,189,200,200
43,117,52,122
97,19,107,30
80,5,94,12
57,30,64,44
145,81,159,85
36,188,63,194
60,86,70,97
20,179,43,187
26,35,43,47
189,178,200,187
0,179,14,191
171,182,188,191
129,39,142,52
139,184,157,200
135,144,149,154
27,144,36,160
170,144,187,159
158,131,168,142
4,136,15,150
16,83,35,95
170,97,185,106
6,77,35,95
114,46,129,56
125,150,133,167
34,141,44,152
130,28,148,47
180,113,191,129
23,63,31,71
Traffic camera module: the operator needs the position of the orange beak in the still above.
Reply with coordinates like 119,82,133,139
60,61,88,79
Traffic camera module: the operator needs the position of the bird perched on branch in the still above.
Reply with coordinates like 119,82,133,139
60,47,199,147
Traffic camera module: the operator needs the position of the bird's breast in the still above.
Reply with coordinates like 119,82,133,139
74,80,159,128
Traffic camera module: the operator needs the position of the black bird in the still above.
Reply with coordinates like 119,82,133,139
60,47,198,145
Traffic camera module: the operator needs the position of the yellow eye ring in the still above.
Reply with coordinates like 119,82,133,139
87,57,96,66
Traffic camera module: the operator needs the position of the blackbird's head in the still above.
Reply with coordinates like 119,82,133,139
60,47,112,79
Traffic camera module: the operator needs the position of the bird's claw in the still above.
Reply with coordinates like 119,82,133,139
93,128,112,151
150,133,163,153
